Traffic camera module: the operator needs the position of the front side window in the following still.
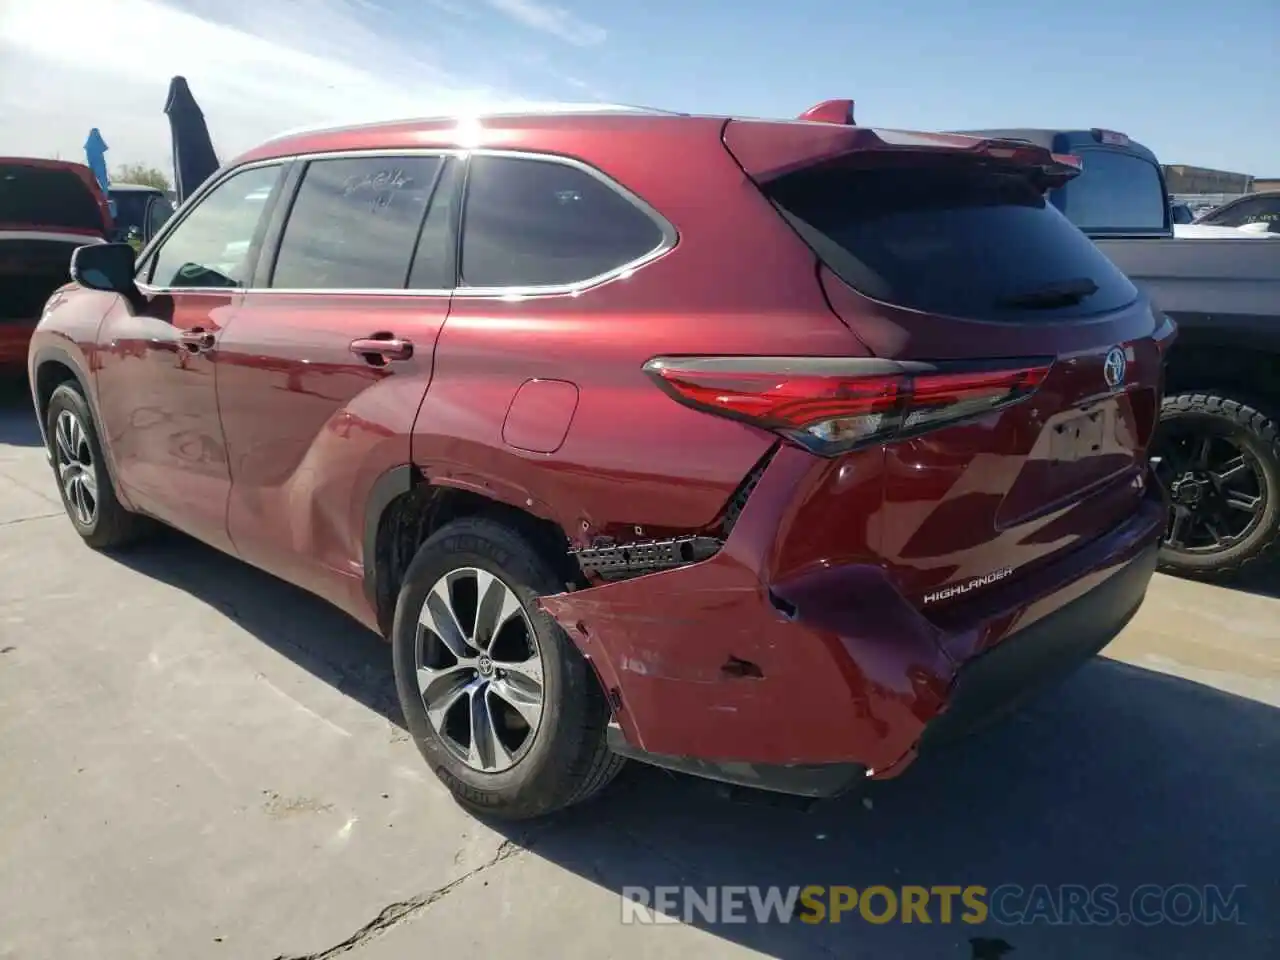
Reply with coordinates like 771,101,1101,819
1056,150,1167,232
148,164,282,289
460,155,666,288
271,155,444,289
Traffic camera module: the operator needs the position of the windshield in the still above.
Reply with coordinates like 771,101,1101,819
1054,149,1168,233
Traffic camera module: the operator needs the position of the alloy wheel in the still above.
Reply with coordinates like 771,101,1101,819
1152,426,1267,557
54,410,97,527
415,567,544,773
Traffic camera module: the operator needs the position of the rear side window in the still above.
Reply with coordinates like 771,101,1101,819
767,160,1139,323
460,156,666,288
272,155,444,289
1057,150,1167,232
408,158,463,289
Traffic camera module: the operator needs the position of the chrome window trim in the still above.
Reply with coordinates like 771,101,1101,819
134,147,676,299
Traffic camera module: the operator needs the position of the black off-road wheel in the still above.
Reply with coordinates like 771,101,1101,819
45,382,150,549
1151,392,1280,579
391,516,624,820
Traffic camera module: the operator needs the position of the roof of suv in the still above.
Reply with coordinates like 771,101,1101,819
242,105,716,166
237,104,1075,183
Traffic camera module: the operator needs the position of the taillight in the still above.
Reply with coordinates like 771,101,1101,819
643,356,1052,456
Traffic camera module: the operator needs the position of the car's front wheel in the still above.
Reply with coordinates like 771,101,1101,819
391,516,624,820
45,382,149,549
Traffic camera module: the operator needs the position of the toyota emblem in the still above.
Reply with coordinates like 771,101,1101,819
1103,347,1127,391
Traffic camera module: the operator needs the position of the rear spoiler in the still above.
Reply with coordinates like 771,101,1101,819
735,103,1082,188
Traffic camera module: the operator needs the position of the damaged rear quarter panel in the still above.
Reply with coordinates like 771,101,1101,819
539,444,957,772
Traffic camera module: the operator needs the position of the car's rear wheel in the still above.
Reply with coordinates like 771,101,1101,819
391,516,624,820
1152,392,1280,579
45,382,149,549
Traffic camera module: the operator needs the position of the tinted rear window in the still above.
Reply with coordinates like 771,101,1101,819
1056,149,1167,232
767,160,1139,323
0,164,104,233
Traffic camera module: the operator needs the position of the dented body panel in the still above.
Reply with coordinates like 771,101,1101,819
541,440,1166,777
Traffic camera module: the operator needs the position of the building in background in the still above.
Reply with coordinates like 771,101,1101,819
1252,177,1280,193
1162,164,1254,195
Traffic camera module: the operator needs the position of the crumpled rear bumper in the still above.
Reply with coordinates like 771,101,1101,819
539,459,1166,797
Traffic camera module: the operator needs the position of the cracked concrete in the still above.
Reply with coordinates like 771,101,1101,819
272,838,529,960
1,395,1276,960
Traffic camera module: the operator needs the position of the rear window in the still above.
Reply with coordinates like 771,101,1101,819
0,164,104,233
767,160,1139,323
1056,149,1168,233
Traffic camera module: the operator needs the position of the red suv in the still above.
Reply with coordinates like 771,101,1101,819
28,102,1172,819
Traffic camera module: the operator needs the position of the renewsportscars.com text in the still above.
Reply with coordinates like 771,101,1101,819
620,884,1246,927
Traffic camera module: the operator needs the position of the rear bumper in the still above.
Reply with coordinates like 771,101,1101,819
540,456,1166,796
916,538,1156,755
598,538,1157,797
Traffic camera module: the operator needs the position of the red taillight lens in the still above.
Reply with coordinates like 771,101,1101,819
644,356,1052,456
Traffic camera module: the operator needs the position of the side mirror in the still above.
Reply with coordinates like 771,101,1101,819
71,243,139,297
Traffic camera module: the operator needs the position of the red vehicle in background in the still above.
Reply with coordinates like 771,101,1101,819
28,101,1172,820
1,158,114,370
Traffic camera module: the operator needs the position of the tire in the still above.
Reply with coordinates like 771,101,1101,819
391,516,624,820
1153,392,1280,579
45,382,150,549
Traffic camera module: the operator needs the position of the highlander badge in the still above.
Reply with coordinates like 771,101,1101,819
923,567,1014,605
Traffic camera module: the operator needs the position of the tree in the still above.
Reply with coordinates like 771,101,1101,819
112,163,171,192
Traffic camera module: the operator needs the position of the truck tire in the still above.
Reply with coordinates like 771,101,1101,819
1153,392,1280,579
391,516,624,820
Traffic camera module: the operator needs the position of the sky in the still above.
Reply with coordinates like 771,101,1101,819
1,0,1277,177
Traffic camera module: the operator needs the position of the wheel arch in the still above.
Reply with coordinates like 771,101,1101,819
31,345,97,448
362,467,582,638
1162,337,1280,412
31,344,134,509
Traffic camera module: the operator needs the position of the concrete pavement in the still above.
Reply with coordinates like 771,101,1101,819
1,390,1276,960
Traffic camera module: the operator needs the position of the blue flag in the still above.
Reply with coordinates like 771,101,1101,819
84,128,116,218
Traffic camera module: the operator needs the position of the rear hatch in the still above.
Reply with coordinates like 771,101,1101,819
721,122,1167,613
0,158,111,326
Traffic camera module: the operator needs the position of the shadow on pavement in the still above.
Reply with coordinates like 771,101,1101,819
1228,561,1280,601
1162,560,1280,601
0,379,42,447
107,527,402,724
108,531,1277,960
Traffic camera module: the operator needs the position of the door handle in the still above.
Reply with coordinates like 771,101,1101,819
180,329,216,352
350,336,413,363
